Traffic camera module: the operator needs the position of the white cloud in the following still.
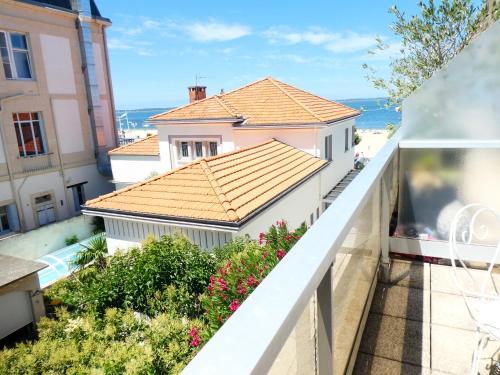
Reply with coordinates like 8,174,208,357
185,21,251,42
263,27,379,54
107,38,133,50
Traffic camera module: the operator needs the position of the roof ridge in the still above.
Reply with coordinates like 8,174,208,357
275,79,361,118
219,76,271,98
213,95,239,117
267,77,323,122
149,95,237,120
108,134,158,155
199,159,239,221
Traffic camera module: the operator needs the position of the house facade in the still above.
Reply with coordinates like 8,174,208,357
85,140,328,253
110,77,359,199
0,0,117,234
91,78,360,252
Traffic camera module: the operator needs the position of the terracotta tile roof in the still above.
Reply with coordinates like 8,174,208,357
86,140,327,224
108,135,159,156
149,77,360,125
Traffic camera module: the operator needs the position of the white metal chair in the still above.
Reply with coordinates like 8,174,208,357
449,204,500,375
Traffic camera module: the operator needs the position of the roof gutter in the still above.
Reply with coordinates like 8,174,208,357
82,161,329,232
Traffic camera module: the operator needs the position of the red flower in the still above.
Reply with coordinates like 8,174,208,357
189,327,198,338
277,248,285,259
209,275,215,284
246,275,258,286
189,326,201,347
229,299,240,312
191,337,200,347
218,277,228,291
259,232,266,245
287,234,293,241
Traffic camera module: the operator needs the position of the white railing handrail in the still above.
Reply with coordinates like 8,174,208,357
182,130,402,375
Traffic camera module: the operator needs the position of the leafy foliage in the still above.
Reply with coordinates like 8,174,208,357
0,307,204,374
71,234,107,270
201,221,307,333
363,0,484,105
48,234,216,317
64,234,78,246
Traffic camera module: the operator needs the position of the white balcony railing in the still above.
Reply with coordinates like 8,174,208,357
183,131,401,374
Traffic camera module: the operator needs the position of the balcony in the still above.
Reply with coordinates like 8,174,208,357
181,22,500,375
17,153,55,174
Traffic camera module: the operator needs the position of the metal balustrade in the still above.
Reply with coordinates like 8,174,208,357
182,132,401,375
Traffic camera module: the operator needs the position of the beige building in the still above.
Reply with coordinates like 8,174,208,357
0,0,117,233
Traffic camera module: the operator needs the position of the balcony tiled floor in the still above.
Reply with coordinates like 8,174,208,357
353,259,500,375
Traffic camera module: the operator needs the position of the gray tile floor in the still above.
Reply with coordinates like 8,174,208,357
353,259,500,375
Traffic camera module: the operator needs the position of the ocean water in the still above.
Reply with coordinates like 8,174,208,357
116,98,401,131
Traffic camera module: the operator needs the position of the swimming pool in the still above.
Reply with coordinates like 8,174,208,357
36,234,103,289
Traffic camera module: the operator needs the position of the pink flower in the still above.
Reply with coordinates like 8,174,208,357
189,327,198,338
226,261,232,269
218,277,228,291
209,275,215,284
276,220,285,227
287,234,293,241
229,299,240,312
259,232,266,245
277,248,285,259
246,275,258,286
190,337,200,347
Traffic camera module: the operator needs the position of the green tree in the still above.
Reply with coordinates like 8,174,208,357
363,0,489,106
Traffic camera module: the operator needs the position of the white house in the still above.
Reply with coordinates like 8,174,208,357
84,140,329,253
95,77,360,251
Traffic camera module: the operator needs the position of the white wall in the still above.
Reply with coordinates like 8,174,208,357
103,217,234,254
238,173,322,238
0,215,94,260
39,34,76,95
110,155,162,187
156,123,235,170
233,128,318,156
318,119,355,197
52,99,85,154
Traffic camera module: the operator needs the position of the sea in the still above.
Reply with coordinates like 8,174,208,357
115,98,401,131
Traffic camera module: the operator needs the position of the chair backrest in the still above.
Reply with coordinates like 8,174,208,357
449,204,500,322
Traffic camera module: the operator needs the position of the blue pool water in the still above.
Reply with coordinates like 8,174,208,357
36,234,103,289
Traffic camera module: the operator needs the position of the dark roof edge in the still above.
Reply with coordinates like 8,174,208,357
14,0,111,23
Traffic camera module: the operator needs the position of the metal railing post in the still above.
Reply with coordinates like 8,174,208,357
380,173,391,280
316,263,333,374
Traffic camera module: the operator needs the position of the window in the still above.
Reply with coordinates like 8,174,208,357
13,112,46,157
316,207,320,220
195,142,203,158
352,126,356,147
0,206,9,233
344,128,349,152
209,142,218,156
310,213,314,226
324,135,332,161
71,184,86,212
0,31,32,79
180,141,189,158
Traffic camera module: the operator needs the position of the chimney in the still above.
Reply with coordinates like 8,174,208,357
188,86,207,103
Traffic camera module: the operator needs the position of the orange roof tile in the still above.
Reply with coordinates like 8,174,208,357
86,140,327,224
108,135,159,156
149,77,360,125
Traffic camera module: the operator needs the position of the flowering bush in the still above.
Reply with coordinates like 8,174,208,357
201,221,307,333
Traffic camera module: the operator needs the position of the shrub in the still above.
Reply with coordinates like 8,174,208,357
0,307,205,374
48,234,216,317
201,221,307,332
64,234,78,246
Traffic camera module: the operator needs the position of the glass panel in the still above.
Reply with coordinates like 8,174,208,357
32,121,45,154
396,148,500,245
0,206,9,232
17,112,30,121
195,142,203,158
333,179,381,374
14,123,24,156
10,33,27,49
209,142,218,156
20,123,35,155
35,194,52,204
13,51,31,78
0,32,12,79
181,142,189,158
403,22,500,141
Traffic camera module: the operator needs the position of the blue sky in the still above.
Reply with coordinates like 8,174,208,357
99,1,423,109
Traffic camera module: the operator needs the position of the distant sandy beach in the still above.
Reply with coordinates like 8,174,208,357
355,129,389,159
119,128,158,141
